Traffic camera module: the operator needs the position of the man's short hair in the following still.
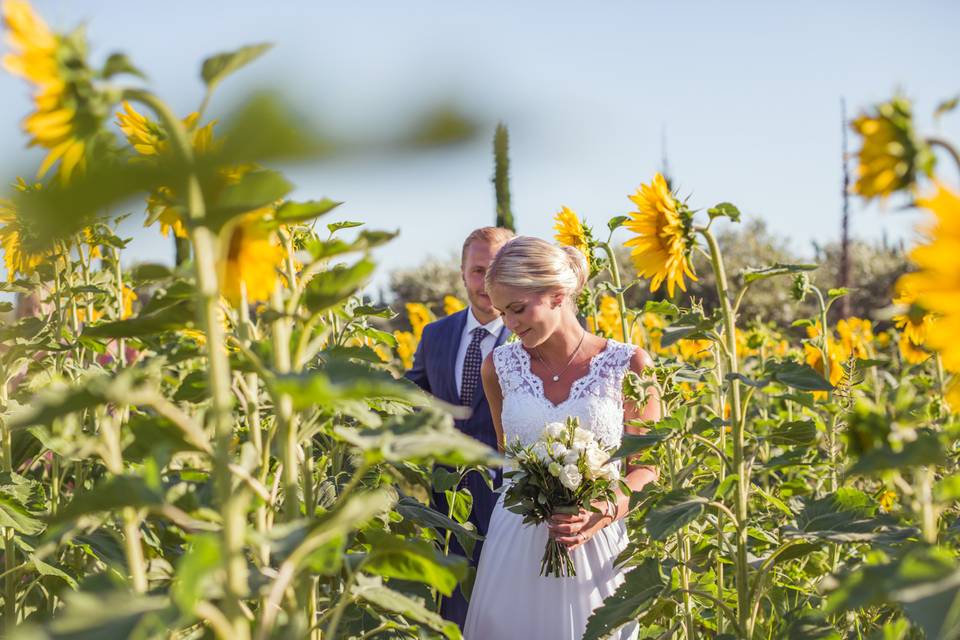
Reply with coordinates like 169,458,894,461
461,227,516,265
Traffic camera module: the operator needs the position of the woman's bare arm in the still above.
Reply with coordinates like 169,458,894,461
481,353,505,454
617,347,661,505
549,347,661,549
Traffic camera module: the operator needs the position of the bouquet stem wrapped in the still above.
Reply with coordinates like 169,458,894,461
540,505,579,577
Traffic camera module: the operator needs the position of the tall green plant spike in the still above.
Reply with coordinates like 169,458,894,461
492,122,515,231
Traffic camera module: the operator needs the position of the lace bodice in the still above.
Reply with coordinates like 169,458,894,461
493,339,638,449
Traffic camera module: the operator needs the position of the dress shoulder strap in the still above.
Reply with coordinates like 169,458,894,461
581,340,638,399
492,341,526,396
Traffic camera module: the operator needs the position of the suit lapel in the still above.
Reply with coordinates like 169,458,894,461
446,309,468,403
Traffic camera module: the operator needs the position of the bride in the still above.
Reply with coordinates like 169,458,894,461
463,236,661,640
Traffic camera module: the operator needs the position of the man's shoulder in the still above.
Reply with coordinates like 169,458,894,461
421,308,466,341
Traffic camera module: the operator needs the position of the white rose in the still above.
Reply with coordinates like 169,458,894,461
549,442,568,460
602,463,621,482
548,461,563,477
563,447,582,466
572,427,595,448
544,422,567,439
559,464,583,491
531,442,550,462
584,446,609,474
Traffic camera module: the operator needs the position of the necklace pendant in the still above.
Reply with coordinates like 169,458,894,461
552,374,560,382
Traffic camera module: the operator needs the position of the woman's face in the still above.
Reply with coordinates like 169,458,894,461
488,283,566,348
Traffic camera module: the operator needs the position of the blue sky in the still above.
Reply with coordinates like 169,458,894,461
2,0,958,293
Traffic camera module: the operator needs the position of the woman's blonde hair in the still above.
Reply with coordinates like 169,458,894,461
485,236,588,297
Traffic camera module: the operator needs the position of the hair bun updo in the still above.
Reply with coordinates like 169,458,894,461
485,236,589,298
559,245,588,295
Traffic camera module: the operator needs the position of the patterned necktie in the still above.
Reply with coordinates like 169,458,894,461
460,326,487,406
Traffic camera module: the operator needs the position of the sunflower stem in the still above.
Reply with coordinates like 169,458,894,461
926,137,960,178
934,353,946,417
697,226,749,639
811,286,832,393
600,242,630,343
712,341,727,635
810,286,843,573
122,87,249,639
1,374,16,629
112,247,127,368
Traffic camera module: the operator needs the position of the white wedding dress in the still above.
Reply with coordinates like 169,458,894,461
463,339,640,640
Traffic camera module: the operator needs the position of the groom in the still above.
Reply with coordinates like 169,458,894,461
405,226,515,627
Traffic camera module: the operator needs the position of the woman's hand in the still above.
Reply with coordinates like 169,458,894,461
547,505,614,551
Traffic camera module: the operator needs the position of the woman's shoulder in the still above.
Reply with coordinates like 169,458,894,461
493,339,522,359
602,339,653,372
485,340,519,371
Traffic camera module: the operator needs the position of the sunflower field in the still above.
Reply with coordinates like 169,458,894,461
1,2,960,639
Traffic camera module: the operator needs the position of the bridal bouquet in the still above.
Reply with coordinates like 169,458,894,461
503,417,621,577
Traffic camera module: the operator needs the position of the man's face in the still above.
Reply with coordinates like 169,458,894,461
461,239,503,317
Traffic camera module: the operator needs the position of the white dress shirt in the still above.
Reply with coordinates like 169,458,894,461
455,307,504,395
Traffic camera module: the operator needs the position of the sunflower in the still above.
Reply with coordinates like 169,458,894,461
772,339,792,358
624,172,697,297
116,101,165,156
75,304,102,324
897,331,929,365
553,206,592,266
121,285,138,319
443,295,466,316
804,321,847,387
393,330,417,369
896,181,960,373
948,378,960,412
3,0,102,182
218,207,285,307
892,280,932,364
892,283,932,346
836,317,873,360
804,341,845,388
679,337,712,361
344,333,391,363
850,97,934,200
117,103,226,239
875,331,892,349
591,295,622,340
146,187,188,238
117,102,239,234
878,489,897,512
735,327,759,358
0,178,47,280
634,311,675,356
405,302,434,340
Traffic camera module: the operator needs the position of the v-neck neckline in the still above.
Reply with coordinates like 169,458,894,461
519,340,612,409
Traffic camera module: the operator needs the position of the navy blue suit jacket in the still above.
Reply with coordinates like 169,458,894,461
404,308,508,625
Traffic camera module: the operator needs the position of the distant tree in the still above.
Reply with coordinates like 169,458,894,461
493,123,515,231
814,237,910,324
388,254,465,324
687,219,802,327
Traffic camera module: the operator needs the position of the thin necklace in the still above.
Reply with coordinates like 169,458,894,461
534,329,586,382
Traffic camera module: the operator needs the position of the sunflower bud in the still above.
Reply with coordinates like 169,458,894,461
791,273,809,302
850,96,935,200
